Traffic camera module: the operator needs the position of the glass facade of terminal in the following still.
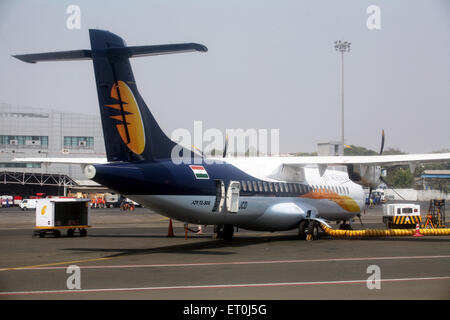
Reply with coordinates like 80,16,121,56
0,103,106,180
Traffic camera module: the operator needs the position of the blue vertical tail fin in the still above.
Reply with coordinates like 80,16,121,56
13,29,207,162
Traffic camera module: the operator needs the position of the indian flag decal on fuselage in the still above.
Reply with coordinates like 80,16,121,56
189,165,209,179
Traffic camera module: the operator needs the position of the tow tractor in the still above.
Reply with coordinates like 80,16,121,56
382,203,421,229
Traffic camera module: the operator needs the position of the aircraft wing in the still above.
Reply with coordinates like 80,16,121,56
278,153,450,166
13,157,108,165
263,153,450,181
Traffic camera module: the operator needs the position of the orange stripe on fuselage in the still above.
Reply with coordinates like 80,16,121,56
300,190,360,213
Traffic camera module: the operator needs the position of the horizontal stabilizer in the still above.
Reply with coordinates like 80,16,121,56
13,157,108,165
13,43,207,64
13,50,92,63
107,43,208,58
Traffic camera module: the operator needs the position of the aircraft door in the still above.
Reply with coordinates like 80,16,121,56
212,179,225,212
226,181,241,213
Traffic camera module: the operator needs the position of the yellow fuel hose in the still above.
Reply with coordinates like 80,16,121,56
320,224,450,238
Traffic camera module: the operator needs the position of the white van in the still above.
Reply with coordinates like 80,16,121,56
19,199,38,211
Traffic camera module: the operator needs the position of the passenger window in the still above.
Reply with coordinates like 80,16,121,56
274,183,279,193
269,183,274,192
252,181,258,192
247,181,252,192
241,181,247,192
293,184,298,193
258,181,263,192
263,182,268,192
279,183,284,192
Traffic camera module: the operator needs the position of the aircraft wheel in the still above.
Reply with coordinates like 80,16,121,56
214,225,224,239
339,223,352,230
306,221,320,241
223,224,234,241
298,220,308,240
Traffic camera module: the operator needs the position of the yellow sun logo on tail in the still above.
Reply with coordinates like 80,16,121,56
105,81,146,155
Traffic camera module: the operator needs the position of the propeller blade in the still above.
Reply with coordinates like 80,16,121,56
223,135,228,158
192,145,204,158
379,129,385,155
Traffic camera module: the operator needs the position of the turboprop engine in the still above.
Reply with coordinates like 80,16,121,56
347,164,381,188
347,130,385,188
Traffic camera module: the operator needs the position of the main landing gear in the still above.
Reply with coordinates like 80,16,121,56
214,224,234,241
338,220,353,230
298,219,320,240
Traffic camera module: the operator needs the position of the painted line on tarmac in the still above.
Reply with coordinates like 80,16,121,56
2,255,449,272
1,276,449,296
0,257,114,272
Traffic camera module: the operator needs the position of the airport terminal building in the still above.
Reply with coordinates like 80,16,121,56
0,103,106,196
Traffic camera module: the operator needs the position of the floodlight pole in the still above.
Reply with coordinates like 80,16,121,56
341,50,344,156
334,40,350,156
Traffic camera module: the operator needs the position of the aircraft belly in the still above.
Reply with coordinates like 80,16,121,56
128,195,362,231
128,195,269,225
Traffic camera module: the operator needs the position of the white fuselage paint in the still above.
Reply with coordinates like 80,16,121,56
128,161,365,232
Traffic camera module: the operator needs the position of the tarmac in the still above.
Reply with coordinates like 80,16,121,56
0,201,449,300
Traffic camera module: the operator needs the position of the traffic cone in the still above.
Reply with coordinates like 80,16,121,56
167,219,174,237
413,223,423,237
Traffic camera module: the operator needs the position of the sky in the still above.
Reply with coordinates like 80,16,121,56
0,0,449,154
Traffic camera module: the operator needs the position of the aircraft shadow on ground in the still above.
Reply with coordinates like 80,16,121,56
62,234,299,258
62,230,449,260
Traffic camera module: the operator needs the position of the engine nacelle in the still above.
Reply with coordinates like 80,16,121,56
347,164,381,188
